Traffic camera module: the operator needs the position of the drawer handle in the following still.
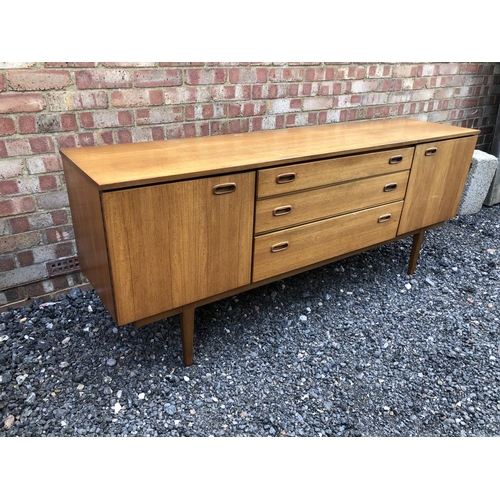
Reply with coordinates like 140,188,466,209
378,214,392,223
273,205,292,216
271,241,289,252
383,183,398,192
276,173,296,184
213,183,236,195
389,155,403,164
425,147,437,156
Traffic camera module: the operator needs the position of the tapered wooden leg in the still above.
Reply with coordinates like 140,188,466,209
408,229,425,275
180,304,195,366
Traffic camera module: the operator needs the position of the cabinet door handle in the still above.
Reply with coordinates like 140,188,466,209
276,173,296,184
383,183,398,192
389,155,403,164
378,214,392,223
213,183,236,195
271,241,289,252
425,147,437,156
273,205,292,216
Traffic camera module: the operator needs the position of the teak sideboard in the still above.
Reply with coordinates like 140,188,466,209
60,118,479,366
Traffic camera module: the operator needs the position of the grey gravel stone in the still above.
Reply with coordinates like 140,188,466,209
0,205,499,437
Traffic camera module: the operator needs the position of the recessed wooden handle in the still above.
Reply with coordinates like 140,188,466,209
378,214,392,223
425,147,437,156
389,155,403,164
271,241,289,252
383,183,398,192
276,173,296,184
273,205,292,216
213,183,236,195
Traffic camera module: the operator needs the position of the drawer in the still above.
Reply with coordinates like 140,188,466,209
253,201,403,282
257,147,414,198
255,170,409,234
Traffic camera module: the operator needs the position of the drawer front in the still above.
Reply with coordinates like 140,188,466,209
253,201,403,282
255,170,409,234
257,147,414,198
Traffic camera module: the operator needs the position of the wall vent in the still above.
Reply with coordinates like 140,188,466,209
46,257,81,277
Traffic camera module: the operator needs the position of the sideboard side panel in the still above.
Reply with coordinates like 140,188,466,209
62,158,117,320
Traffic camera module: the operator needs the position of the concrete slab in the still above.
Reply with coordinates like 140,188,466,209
457,150,498,215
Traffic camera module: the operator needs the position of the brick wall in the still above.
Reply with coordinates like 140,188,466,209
1,62,500,310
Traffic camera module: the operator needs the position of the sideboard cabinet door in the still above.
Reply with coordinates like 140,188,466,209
398,135,477,235
101,172,255,325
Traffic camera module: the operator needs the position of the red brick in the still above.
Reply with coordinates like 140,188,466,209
56,134,76,149
0,255,16,272
0,116,15,135
17,250,34,267
18,115,37,134
413,78,426,90
0,231,39,253
99,131,114,145
178,122,210,138
54,241,75,259
117,129,132,144
210,119,249,135
50,209,68,226
251,117,263,131
79,113,94,128
0,93,45,113
213,85,235,100
75,70,132,89
80,110,133,129
305,67,335,81
51,274,73,290
111,89,164,107
61,114,77,131
43,156,63,172
39,175,59,191
26,155,62,174
56,133,95,149
25,281,45,297
60,91,109,110
0,179,19,195
43,226,72,244
165,125,184,139
135,107,183,125
461,98,479,107
6,70,72,91
134,69,182,87
29,137,54,154
460,64,479,74
0,74,5,91
185,69,227,85
2,286,25,303
268,68,303,82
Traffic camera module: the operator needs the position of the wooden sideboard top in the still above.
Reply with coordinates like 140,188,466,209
60,118,479,191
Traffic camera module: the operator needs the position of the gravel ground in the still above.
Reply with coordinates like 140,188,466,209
1,205,499,438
